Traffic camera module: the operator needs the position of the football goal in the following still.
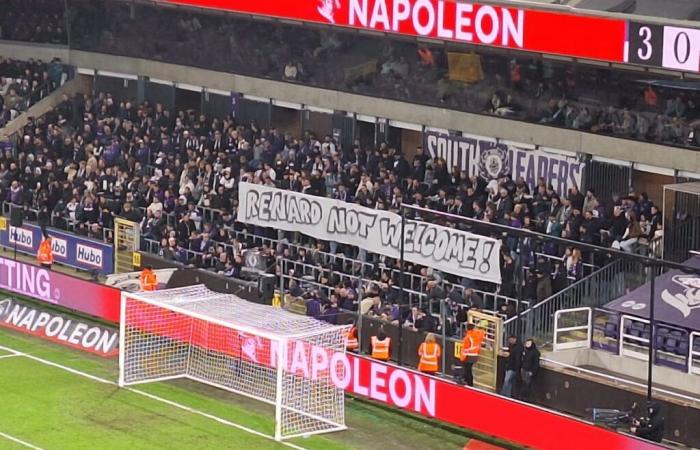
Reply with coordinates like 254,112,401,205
118,285,351,440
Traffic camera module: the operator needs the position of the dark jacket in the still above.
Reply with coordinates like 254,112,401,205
635,402,664,443
505,340,524,372
521,343,541,375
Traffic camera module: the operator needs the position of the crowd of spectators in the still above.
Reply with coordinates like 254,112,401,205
2,0,697,148
0,0,67,44
0,57,66,127
0,87,667,337
63,0,700,149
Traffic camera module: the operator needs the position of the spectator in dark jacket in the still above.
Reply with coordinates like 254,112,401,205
632,401,665,443
500,335,523,398
520,339,540,402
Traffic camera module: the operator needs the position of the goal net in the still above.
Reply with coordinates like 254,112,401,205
118,285,351,440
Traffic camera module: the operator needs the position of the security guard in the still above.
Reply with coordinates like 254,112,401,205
459,320,487,386
37,234,53,269
417,333,441,374
370,328,391,361
139,266,158,291
345,321,359,352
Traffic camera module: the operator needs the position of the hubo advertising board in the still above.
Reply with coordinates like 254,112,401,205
0,222,114,274
0,298,119,357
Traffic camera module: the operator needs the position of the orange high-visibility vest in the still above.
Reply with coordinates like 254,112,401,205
37,239,53,265
417,342,441,373
346,326,359,351
460,328,485,362
371,336,391,361
139,270,157,291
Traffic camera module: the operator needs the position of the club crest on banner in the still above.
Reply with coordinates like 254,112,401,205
620,300,646,311
661,275,700,318
318,0,341,23
479,146,510,180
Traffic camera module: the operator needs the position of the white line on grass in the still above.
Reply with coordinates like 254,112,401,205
0,431,45,450
0,344,307,450
0,354,21,360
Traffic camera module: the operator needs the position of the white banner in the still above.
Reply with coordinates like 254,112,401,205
238,183,502,284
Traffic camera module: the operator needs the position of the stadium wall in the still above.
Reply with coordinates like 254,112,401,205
0,39,698,174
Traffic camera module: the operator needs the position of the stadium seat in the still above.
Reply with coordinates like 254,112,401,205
663,337,678,353
604,322,618,338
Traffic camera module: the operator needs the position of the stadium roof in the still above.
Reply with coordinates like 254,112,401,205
605,256,700,331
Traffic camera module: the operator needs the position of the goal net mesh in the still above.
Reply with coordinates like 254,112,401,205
119,285,350,440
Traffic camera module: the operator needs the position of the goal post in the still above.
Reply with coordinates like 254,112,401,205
118,285,351,440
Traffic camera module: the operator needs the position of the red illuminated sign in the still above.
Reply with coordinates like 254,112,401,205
165,0,627,63
125,298,662,450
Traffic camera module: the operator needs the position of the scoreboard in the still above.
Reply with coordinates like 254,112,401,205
627,23,700,72
164,0,700,73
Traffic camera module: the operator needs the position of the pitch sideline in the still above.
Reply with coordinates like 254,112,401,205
0,344,307,450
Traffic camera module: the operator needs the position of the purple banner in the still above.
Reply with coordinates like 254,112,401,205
423,131,584,197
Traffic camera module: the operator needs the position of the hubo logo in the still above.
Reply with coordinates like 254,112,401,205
9,227,33,248
76,244,102,267
318,0,341,23
51,237,68,258
662,275,700,318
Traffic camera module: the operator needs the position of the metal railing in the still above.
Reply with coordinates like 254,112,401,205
503,258,634,345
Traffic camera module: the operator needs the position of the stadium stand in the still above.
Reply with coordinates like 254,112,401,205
62,0,700,149
0,88,668,338
0,57,66,126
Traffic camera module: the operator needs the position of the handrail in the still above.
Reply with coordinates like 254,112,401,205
505,259,622,326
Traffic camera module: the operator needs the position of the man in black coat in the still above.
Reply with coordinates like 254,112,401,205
500,335,523,398
632,401,665,443
520,338,540,402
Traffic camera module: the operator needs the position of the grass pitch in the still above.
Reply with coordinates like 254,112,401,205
0,326,482,450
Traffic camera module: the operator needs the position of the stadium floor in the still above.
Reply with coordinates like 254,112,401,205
0,327,506,450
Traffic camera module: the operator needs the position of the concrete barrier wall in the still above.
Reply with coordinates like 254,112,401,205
1,40,698,173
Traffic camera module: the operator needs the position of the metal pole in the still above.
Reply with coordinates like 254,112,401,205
516,236,525,339
440,299,447,374
398,206,407,366
647,264,656,402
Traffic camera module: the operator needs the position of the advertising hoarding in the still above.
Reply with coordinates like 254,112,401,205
0,256,121,323
0,223,114,274
164,0,699,72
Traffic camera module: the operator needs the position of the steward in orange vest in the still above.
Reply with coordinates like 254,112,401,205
417,333,442,373
37,235,54,269
370,329,391,361
345,323,359,352
459,321,487,387
139,266,158,291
